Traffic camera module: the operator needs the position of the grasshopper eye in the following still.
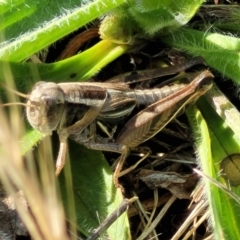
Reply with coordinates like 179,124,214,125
26,101,41,117
28,104,37,117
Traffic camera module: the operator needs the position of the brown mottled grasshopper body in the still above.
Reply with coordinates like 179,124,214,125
25,58,213,184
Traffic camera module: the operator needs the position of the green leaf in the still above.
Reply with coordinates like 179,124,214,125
0,40,130,88
127,0,204,35
186,101,240,240
99,0,204,43
0,0,125,61
205,83,240,142
20,129,44,155
161,28,240,84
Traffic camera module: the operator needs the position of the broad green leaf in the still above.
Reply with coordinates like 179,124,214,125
0,40,130,89
162,28,240,85
127,0,204,35
186,101,240,240
0,0,125,61
205,83,240,142
99,0,204,43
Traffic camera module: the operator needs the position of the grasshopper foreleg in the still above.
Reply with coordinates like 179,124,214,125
55,106,104,175
55,136,68,176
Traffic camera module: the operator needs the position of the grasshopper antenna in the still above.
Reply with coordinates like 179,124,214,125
0,83,29,99
1,102,28,107
0,83,29,107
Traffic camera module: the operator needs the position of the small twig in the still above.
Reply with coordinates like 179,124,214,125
87,197,138,240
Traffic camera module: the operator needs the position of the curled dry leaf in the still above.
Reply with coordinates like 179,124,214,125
138,169,199,199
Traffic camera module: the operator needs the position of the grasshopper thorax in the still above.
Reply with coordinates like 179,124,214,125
26,81,65,135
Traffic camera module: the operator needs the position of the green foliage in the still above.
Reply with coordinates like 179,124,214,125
162,27,240,84
99,0,204,43
186,102,240,240
0,0,125,61
1,0,240,239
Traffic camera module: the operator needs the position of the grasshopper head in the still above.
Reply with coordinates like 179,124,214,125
26,82,65,135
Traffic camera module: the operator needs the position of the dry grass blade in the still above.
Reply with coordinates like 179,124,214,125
136,195,177,240
182,210,210,240
171,199,208,240
0,67,70,240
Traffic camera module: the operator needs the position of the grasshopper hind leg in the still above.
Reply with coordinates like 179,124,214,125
80,141,129,186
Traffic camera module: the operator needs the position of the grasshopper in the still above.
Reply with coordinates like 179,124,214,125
21,58,213,185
